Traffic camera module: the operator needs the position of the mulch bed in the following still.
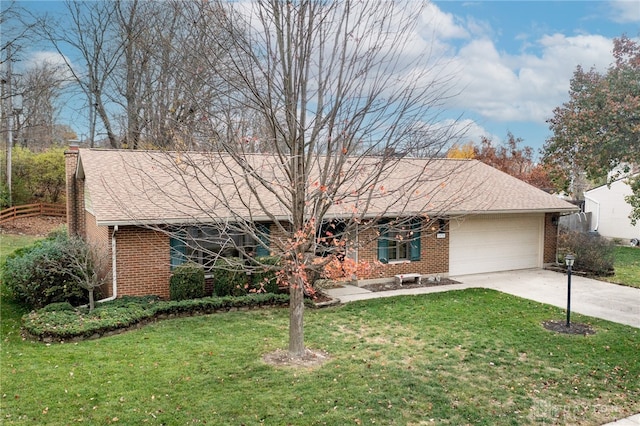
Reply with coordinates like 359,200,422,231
542,320,596,335
362,278,460,292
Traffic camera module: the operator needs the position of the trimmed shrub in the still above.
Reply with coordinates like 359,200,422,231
170,263,205,301
249,256,281,294
212,258,247,297
41,302,76,312
211,256,282,296
1,234,88,309
23,293,291,340
557,231,615,275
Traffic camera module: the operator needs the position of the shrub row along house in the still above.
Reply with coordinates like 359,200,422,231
65,146,577,301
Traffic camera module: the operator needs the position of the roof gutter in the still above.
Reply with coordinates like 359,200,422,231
96,225,118,304
96,208,580,227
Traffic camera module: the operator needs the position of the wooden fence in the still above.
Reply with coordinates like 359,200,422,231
0,203,66,224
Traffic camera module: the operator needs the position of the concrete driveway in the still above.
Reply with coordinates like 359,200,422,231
324,268,640,328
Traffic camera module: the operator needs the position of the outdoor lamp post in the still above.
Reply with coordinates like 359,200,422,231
565,254,575,327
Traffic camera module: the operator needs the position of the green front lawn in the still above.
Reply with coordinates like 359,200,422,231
604,246,640,288
1,290,638,425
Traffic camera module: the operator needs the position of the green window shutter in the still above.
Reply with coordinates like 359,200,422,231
255,223,271,257
170,234,187,269
378,222,389,263
410,218,421,261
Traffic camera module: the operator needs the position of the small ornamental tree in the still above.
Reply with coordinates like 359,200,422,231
321,256,382,282
42,236,111,312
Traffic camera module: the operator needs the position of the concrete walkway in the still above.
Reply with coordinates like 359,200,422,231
602,414,640,426
324,269,640,426
324,268,640,328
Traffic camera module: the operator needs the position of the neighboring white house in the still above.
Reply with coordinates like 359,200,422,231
584,175,640,240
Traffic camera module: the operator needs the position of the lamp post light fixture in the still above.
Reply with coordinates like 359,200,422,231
565,254,575,327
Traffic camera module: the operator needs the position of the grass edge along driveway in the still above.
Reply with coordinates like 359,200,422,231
2,289,639,425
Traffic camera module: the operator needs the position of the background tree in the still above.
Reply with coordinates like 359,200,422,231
41,0,123,148
0,147,66,207
37,0,240,150
446,133,554,191
128,0,468,359
542,35,640,217
446,142,475,159
13,61,68,150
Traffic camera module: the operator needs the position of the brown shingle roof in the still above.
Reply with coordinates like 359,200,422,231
76,149,577,226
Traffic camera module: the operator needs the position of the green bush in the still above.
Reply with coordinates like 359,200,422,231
170,263,205,301
558,231,615,275
211,257,282,296
47,225,68,240
41,302,76,312
23,293,291,340
1,234,88,309
250,256,281,294
212,259,247,297
0,147,66,206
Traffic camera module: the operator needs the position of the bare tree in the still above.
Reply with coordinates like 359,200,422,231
35,0,241,150
120,0,467,359
13,61,67,150
114,0,229,149
38,0,123,148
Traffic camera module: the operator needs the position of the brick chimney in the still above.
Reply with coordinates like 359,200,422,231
64,145,83,236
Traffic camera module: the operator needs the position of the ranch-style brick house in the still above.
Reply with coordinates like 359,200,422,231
65,146,577,301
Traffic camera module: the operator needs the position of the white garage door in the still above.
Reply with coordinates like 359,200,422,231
449,214,543,276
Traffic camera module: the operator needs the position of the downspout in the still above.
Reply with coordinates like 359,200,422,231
354,223,359,264
97,225,118,304
583,194,600,231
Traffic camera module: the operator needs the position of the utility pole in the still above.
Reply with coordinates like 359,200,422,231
5,44,13,207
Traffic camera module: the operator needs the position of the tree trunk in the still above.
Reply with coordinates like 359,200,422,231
288,274,306,357
88,289,95,312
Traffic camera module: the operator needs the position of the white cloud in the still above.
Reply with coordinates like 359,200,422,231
439,33,614,124
21,50,77,83
422,2,469,41
23,51,69,70
439,118,497,146
608,0,640,23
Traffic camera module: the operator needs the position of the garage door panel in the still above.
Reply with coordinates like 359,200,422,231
449,214,542,275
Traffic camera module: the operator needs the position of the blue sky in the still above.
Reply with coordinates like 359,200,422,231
10,1,640,156
428,0,640,154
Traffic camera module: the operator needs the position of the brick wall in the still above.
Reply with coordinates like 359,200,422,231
64,147,85,237
543,212,559,264
82,220,173,300
269,221,292,254
114,226,172,299
85,215,559,300
84,211,112,297
357,219,449,279
267,219,450,280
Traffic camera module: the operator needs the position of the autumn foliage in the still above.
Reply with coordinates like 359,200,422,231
321,256,382,282
542,35,640,213
447,133,554,192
